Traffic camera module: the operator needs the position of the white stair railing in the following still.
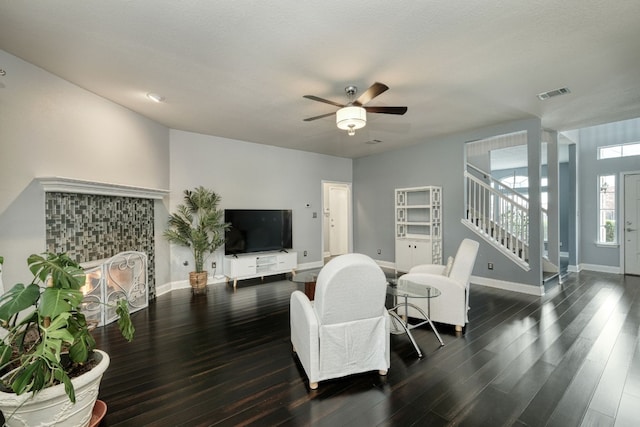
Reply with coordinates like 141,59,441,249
463,167,530,270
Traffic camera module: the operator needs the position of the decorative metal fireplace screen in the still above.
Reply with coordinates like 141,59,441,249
81,251,149,327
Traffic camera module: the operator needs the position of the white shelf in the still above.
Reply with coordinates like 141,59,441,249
224,251,297,288
395,186,442,272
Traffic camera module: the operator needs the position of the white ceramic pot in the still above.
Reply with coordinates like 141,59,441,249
0,349,110,427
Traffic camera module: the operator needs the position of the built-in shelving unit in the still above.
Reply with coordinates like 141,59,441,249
395,186,442,272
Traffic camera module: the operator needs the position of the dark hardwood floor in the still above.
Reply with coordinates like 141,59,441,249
93,271,640,426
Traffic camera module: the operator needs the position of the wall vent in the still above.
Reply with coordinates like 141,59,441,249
537,87,571,100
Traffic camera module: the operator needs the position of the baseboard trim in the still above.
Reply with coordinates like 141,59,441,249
578,263,621,274
297,261,323,271
157,261,322,297
156,275,228,297
155,282,175,296
376,260,396,271
471,275,545,296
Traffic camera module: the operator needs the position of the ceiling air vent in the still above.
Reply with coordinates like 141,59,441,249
365,139,382,145
537,87,571,100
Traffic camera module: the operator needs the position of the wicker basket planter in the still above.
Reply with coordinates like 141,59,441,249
189,271,208,294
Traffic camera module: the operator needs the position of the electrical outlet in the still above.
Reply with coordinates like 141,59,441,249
303,250,308,257
488,262,494,270
377,249,382,255
211,261,216,269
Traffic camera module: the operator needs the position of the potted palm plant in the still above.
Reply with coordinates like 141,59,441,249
0,252,135,426
164,186,229,294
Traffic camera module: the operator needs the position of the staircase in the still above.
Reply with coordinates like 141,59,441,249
463,164,531,270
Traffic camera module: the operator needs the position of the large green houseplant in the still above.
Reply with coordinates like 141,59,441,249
164,186,229,293
0,253,134,425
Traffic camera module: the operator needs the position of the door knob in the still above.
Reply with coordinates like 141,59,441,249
627,228,637,232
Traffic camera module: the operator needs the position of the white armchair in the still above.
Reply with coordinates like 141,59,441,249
398,238,479,331
290,253,390,389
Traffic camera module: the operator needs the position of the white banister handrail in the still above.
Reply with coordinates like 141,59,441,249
464,171,529,211
466,164,529,208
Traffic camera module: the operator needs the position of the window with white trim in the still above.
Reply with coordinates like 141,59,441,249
598,174,616,244
598,141,640,159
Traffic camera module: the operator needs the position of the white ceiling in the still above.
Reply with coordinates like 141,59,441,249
1,1,640,158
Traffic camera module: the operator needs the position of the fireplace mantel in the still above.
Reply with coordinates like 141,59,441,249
37,176,169,199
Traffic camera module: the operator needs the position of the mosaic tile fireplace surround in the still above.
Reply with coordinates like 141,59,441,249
45,191,157,299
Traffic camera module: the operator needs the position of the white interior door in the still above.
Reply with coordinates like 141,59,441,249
329,186,348,256
624,173,640,275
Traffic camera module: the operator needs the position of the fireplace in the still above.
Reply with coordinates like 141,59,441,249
39,176,169,300
81,251,148,327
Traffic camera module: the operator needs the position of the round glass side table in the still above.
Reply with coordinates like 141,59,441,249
387,277,444,357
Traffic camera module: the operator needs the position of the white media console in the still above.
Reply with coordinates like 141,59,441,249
224,251,297,288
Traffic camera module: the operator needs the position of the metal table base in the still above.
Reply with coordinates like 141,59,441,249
388,300,444,358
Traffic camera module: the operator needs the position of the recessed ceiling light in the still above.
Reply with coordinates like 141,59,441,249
146,93,165,103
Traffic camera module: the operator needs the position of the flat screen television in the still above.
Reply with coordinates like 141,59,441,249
224,209,293,255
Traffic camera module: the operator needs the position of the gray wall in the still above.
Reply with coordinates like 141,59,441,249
0,50,171,288
354,118,543,288
559,162,570,253
578,118,640,268
167,130,353,282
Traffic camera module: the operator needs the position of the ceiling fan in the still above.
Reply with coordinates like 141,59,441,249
303,82,408,136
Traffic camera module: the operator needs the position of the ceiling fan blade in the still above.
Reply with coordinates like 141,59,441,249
303,95,345,108
353,82,389,106
303,112,336,122
365,106,408,115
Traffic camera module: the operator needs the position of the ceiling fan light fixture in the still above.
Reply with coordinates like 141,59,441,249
336,106,366,134
146,92,165,103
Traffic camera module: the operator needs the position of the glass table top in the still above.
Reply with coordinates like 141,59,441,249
387,277,441,299
289,269,321,284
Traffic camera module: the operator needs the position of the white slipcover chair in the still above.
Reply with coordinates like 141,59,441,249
397,238,479,331
290,253,390,389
